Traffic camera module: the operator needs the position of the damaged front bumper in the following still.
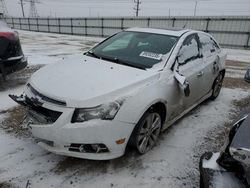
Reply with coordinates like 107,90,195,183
9,93,134,160
200,114,250,187
9,94,62,124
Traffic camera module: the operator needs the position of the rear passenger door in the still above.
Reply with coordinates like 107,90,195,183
197,33,220,93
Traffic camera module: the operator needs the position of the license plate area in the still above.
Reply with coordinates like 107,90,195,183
9,94,62,124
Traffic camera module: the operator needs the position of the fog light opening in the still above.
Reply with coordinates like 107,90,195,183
68,143,109,153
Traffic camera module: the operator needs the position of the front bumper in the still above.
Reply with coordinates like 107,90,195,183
10,93,135,160
31,119,134,160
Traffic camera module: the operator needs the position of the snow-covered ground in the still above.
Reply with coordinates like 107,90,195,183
0,30,250,188
20,30,103,65
224,48,250,63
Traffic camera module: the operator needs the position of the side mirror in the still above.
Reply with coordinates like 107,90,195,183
174,71,190,97
176,53,186,65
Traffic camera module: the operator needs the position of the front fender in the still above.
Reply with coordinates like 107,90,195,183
115,78,168,125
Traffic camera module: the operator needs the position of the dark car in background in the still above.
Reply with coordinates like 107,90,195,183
0,20,27,80
200,112,250,188
245,68,250,83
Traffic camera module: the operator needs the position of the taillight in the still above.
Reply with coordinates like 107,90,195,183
0,32,18,40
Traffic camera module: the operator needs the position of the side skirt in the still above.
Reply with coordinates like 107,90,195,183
162,90,213,131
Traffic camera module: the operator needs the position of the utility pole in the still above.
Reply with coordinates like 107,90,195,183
0,0,8,16
194,1,198,16
20,0,25,17
133,0,141,17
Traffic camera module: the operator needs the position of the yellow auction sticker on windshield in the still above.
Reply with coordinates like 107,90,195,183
140,51,162,60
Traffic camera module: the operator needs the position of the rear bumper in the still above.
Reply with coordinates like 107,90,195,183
0,55,27,74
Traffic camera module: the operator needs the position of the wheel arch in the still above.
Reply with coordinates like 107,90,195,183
131,99,168,131
220,69,226,78
127,100,168,147
146,101,167,125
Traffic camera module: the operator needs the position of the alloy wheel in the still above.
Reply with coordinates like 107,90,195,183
213,73,223,98
136,112,161,154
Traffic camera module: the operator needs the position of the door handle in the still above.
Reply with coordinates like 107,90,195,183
210,49,216,53
197,71,204,77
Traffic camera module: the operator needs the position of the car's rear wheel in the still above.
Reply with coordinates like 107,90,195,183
210,72,224,100
130,112,162,154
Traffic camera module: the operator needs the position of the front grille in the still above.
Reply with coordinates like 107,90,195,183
25,96,62,124
27,83,67,106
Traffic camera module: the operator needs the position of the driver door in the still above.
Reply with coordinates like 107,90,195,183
176,34,205,110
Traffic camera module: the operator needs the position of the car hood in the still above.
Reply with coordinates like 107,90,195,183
29,55,160,107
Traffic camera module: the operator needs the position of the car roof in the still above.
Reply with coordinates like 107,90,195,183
126,27,190,37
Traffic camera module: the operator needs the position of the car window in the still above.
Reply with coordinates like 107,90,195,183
198,33,219,57
102,33,133,52
178,34,199,64
92,31,178,69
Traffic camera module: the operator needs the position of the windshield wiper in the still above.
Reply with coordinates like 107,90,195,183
84,52,147,70
102,56,146,70
84,51,100,59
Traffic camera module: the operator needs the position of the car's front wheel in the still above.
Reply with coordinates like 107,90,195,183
210,72,224,100
130,112,162,154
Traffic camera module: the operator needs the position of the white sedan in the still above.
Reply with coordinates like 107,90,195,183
10,28,226,160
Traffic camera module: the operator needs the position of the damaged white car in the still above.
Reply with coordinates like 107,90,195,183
10,28,226,160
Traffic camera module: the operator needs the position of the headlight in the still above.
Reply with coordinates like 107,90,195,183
71,100,124,123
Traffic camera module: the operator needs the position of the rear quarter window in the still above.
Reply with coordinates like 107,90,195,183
198,33,219,57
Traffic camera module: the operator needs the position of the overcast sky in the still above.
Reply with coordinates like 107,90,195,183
3,0,250,17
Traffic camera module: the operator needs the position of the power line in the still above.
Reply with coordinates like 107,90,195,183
29,0,39,17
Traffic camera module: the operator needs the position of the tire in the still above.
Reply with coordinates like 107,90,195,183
130,111,162,154
210,72,224,100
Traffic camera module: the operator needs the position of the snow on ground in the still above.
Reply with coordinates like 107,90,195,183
224,48,250,64
0,30,250,188
0,87,23,110
19,30,104,65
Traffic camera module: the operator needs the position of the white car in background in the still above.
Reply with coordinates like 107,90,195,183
10,28,226,160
